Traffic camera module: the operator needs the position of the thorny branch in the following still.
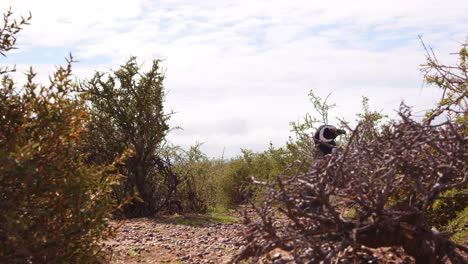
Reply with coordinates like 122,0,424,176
233,41,468,264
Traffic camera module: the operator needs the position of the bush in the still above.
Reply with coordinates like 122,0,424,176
447,207,468,245
164,143,216,212
215,146,294,207
217,154,253,206
82,57,191,217
427,188,468,230
233,41,468,263
164,143,294,210
0,59,120,262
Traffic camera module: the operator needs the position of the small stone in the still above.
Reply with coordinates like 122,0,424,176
272,253,282,260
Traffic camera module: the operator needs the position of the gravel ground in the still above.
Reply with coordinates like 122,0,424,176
105,216,245,264
104,213,422,264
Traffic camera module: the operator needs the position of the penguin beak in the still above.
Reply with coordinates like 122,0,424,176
336,129,346,135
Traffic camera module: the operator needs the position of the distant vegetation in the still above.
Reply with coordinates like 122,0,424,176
0,8,466,263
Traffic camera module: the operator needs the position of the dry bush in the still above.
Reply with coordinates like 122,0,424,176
233,42,467,264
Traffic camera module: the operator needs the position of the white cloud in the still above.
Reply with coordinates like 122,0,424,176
1,0,466,157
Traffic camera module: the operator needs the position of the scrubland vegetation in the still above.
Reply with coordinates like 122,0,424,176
0,9,466,263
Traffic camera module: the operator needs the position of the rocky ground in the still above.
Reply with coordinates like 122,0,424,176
104,212,419,264
105,214,245,264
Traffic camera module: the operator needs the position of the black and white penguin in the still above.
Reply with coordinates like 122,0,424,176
313,125,346,155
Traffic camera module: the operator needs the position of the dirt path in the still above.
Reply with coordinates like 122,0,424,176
105,215,245,264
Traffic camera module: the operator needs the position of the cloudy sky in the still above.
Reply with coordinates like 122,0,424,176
1,0,467,158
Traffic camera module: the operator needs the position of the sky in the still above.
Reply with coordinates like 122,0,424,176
1,0,467,158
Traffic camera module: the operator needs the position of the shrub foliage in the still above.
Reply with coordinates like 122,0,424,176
0,60,120,262
82,57,197,217
0,12,120,262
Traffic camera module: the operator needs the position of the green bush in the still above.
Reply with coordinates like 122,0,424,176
82,57,193,217
0,60,120,263
217,155,252,207
165,143,219,212
161,141,294,210
447,206,468,245
426,188,468,229
214,146,294,207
